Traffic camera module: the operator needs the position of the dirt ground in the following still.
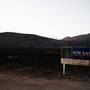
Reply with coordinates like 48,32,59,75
0,72,90,90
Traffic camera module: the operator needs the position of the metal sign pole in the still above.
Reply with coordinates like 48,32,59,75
63,64,65,75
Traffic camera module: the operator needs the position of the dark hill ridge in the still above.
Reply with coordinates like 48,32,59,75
0,32,90,49
0,32,64,49
63,33,90,41
63,33,90,47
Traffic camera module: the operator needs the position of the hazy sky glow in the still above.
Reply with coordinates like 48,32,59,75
0,0,90,39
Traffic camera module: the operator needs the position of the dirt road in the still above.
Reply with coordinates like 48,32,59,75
0,73,90,90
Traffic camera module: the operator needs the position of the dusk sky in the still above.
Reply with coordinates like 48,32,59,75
0,0,89,39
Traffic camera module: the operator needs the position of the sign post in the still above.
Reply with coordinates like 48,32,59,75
63,64,65,75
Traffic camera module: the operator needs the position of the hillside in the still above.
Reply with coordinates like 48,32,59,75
63,33,90,47
63,33,90,41
0,32,64,49
0,32,90,49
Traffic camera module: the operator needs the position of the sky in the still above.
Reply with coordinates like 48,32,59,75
0,0,90,39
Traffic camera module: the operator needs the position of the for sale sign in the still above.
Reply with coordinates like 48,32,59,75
72,48,90,60
61,48,90,66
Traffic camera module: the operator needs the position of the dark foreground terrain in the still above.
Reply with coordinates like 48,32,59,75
0,65,90,90
0,72,90,90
